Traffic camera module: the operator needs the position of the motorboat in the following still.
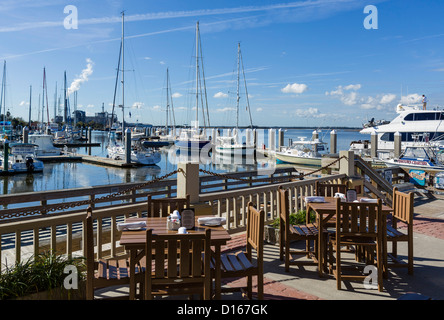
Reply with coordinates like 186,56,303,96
28,134,61,156
107,138,161,165
382,144,444,172
275,137,327,166
356,104,444,152
3,143,44,173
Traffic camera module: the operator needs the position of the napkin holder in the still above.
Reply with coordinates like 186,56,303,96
181,208,195,229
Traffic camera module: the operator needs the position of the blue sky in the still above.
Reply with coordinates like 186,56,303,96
0,0,444,128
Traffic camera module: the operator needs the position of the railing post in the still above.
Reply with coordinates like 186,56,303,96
177,162,200,204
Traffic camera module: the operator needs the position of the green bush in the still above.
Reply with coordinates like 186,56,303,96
270,210,316,228
0,251,86,300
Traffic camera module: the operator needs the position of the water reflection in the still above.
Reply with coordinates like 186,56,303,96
0,129,363,195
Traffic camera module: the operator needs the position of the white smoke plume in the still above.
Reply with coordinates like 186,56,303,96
68,58,94,96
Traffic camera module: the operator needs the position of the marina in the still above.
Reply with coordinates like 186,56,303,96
1,0,444,305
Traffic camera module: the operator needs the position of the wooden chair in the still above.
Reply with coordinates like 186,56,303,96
279,186,328,272
315,181,347,197
147,194,190,217
386,187,414,275
214,202,264,299
144,229,212,300
328,198,384,291
85,207,144,300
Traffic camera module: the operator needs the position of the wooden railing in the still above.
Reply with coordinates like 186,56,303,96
0,172,345,271
0,167,297,224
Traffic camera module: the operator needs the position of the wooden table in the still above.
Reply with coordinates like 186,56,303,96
119,216,231,300
306,197,392,278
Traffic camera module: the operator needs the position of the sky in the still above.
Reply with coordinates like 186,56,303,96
0,0,444,128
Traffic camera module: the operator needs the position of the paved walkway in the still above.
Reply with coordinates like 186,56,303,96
221,196,444,300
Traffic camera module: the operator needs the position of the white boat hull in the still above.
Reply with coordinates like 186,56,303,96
215,144,255,157
275,152,322,166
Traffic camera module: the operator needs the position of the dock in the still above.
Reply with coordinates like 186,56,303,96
73,153,140,168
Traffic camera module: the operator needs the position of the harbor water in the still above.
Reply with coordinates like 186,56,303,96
0,128,365,195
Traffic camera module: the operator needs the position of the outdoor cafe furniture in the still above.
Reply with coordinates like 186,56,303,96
278,187,328,273
214,202,265,300
328,198,384,291
387,187,414,275
306,196,393,278
119,215,231,300
144,228,212,300
85,207,145,300
147,195,190,217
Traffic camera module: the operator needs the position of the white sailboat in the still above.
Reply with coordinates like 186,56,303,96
107,11,161,165
156,68,177,145
215,43,255,158
175,21,211,151
3,143,44,173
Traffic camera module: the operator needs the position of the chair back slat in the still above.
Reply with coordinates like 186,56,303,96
147,195,190,217
336,199,382,237
246,202,265,253
393,187,414,224
316,182,347,197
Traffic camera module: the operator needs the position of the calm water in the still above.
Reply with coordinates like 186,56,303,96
0,128,366,195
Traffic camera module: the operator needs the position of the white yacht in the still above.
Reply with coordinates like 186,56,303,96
352,104,444,153
3,143,44,173
107,139,161,165
28,134,61,156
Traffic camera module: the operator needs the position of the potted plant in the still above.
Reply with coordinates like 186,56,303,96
265,210,316,245
0,251,86,300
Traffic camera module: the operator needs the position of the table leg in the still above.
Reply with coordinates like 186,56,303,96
129,249,136,300
318,215,324,278
214,245,222,300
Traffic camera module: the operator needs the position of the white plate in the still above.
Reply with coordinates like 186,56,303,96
203,222,221,227
126,227,144,231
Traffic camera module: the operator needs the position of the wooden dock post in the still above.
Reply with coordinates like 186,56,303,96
268,128,276,152
371,130,378,159
278,129,284,150
394,131,401,159
330,130,337,154
125,129,131,164
23,127,29,143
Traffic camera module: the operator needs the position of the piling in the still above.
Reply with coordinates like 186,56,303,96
3,140,9,172
330,130,337,154
125,129,131,164
23,127,29,143
278,129,284,150
268,128,276,152
371,130,378,159
177,162,199,204
88,127,92,155
394,131,402,158
312,130,319,152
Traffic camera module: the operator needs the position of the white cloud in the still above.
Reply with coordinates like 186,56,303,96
325,84,361,106
172,92,182,98
143,57,152,60
86,104,95,108
215,107,236,113
19,100,28,107
152,105,161,110
256,107,263,112
293,107,326,118
400,93,422,105
380,94,396,104
132,102,144,109
214,92,228,98
281,83,308,94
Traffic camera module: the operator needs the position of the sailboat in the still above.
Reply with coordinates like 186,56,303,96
156,68,177,145
107,11,161,165
175,21,211,151
215,43,255,158
0,61,13,146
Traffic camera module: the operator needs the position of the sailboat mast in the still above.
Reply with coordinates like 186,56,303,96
166,68,169,131
64,71,67,123
1,61,6,124
121,11,125,134
28,85,32,127
236,42,240,129
195,21,199,129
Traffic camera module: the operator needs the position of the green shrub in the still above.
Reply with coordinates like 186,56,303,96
270,210,316,228
0,251,86,300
